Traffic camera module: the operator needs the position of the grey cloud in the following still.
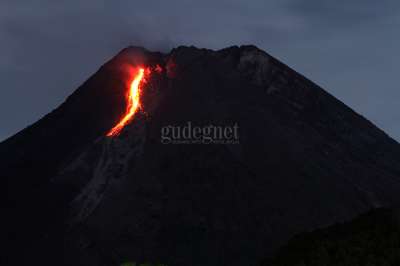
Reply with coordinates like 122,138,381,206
285,0,400,29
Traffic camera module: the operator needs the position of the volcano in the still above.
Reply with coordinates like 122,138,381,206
2,45,400,266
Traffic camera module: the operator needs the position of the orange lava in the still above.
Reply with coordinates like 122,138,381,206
107,67,146,137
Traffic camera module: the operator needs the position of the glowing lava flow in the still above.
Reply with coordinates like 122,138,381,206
107,67,146,137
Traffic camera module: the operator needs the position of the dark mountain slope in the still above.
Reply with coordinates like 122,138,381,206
1,47,164,264
2,45,400,266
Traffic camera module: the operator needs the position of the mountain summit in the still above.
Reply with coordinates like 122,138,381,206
2,45,400,266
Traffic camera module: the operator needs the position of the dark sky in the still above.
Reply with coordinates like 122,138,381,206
1,0,399,141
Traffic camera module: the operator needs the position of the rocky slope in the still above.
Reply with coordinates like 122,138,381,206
2,45,400,266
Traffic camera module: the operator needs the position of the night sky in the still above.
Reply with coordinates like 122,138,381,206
1,0,399,141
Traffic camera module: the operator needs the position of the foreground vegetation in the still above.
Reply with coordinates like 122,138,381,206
262,209,400,266
121,263,167,266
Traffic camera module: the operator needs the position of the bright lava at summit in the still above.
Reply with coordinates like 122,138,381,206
107,67,146,137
